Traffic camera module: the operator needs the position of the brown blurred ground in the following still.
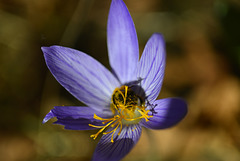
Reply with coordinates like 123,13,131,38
0,0,240,161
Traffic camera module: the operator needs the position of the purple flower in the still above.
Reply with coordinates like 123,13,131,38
42,0,187,160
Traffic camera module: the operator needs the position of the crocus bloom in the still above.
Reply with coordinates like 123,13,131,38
42,0,187,160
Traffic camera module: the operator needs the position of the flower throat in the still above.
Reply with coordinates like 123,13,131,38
89,85,152,142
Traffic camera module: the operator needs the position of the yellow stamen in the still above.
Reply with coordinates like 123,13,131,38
124,86,128,105
89,85,153,142
103,119,122,142
137,109,151,122
89,118,116,140
93,113,112,121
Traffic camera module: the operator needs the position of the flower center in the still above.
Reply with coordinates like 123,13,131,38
89,85,152,142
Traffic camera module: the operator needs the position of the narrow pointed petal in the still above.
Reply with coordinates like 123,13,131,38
42,46,120,108
137,33,166,102
92,124,142,161
140,98,187,129
107,0,139,84
43,106,112,130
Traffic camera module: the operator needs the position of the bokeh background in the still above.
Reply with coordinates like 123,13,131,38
0,0,240,161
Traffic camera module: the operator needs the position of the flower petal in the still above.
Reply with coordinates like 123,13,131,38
140,98,187,129
92,124,142,161
43,106,112,130
107,0,139,84
42,46,120,108
137,33,166,102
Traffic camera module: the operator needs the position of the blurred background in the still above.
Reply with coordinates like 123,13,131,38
0,0,240,161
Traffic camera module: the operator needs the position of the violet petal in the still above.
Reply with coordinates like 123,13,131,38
42,46,120,109
137,33,166,102
43,106,112,130
92,124,142,161
107,0,139,84
140,98,187,129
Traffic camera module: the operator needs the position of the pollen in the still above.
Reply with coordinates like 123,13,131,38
89,85,152,142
